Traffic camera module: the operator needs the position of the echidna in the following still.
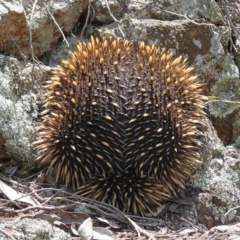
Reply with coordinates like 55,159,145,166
34,36,207,215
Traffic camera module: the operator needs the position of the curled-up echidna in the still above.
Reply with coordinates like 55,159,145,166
34,36,207,215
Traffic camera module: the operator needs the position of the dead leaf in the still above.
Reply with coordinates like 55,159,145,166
78,217,93,240
57,208,89,225
93,227,114,240
70,222,81,236
97,217,121,229
54,220,68,232
179,228,197,235
0,180,40,206
144,205,165,217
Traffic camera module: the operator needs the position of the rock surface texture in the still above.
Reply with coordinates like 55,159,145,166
0,0,240,239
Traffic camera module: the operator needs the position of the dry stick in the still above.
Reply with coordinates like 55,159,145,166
20,0,43,68
83,203,130,222
118,24,125,38
21,0,38,62
209,0,225,23
0,181,152,239
126,216,155,240
221,0,240,36
55,190,151,236
20,0,47,89
104,0,125,37
0,175,30,191
29,184,46,202
0,229,17,240
46,197,79,206
80,0,91,38
83,203,154,239
68,193,153,238
180,217,205,234
0,204,77,214
1,193,153,239
0,178,43,207
104,0,120,23
236,3,240,19
19,0,34,62
21,167,48,182
8,34,27,61
221,0,239,53
129,215,166,226
163,10,215,26
43,3,69,47
89,4,96,27
41,191,65,205
224,205,240,217
206,99,240,105
86,201,154,239
1,184,115,220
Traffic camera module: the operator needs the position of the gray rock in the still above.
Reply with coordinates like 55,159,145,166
0,217,70,240
0,54,50,163
0,0,88,58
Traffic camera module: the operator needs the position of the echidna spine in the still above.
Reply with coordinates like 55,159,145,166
34,36,207,215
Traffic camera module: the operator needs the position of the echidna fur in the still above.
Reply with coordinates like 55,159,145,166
34,36,207,215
